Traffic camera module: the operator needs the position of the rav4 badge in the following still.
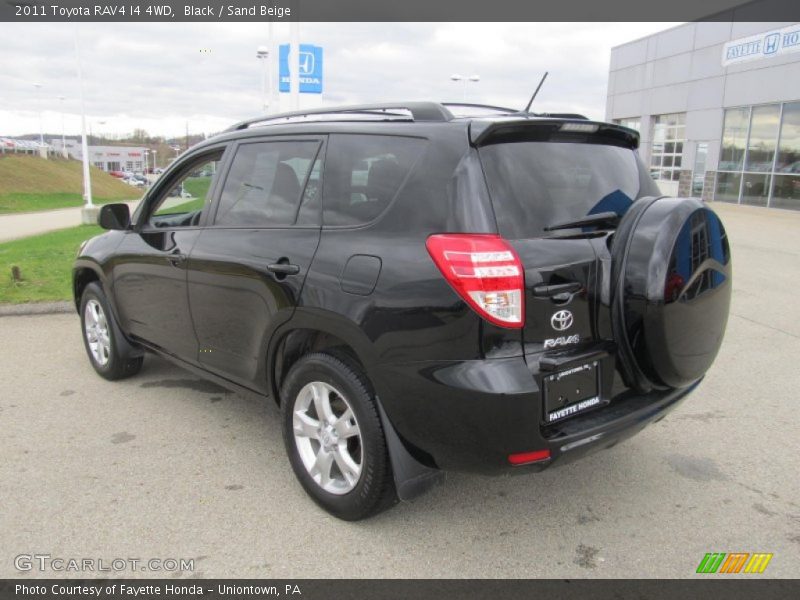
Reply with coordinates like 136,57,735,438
543,335,581,349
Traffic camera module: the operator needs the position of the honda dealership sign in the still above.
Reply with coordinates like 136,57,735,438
279,44,323,94
722,23,800,67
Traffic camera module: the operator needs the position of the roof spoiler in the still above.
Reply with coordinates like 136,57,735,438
469,118,640,149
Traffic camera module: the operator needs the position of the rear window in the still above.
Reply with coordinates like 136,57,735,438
322,134,425,226
479,142,659,238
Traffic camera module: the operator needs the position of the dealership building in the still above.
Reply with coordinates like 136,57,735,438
49,139,147,173
606,21,800,210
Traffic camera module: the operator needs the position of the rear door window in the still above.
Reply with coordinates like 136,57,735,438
479,142,659,238
322,134,425,226
214,140,321,227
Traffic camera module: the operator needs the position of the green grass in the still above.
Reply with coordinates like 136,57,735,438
154,197,205,215
0,155,138,214
183,176,211,199
0,192,137,214
152,176,210,216
0,225,102,304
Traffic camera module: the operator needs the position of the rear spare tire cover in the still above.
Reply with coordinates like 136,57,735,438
611,197,731,391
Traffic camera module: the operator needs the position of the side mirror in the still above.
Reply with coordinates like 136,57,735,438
98,203,131,230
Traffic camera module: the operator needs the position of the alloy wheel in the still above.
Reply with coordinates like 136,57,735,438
292,381,363,495
84,299,111,367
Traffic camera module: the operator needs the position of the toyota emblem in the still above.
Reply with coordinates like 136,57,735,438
550,310,574,331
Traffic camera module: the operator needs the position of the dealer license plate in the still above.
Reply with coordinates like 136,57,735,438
543,361,601,423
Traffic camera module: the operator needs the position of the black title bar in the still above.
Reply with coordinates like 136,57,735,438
1,579,799,600
1,0,799,22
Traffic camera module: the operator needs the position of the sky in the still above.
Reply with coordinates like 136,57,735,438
0,22,680,138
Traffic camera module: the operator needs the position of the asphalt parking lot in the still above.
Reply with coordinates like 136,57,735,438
1,202,799,578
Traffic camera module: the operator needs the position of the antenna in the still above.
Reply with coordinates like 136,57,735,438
523,71,548,113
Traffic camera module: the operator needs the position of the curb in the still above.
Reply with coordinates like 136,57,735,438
0,301,74,317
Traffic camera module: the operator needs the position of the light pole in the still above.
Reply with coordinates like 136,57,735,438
74,26,93,214
256,45,270,113
267,22,275,112
450,74,480,102
290,23,301,111
96,120,106,144
152,149,157,171
57,95,67,158
33,83,44,148
143,148,149,174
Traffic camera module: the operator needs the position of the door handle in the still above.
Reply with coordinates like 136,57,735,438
531,282,582,298
166,252,186,266
267,262,300,276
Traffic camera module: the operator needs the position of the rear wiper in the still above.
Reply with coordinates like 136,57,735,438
544,211,620,232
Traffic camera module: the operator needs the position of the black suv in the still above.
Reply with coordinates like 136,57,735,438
74,102,731,520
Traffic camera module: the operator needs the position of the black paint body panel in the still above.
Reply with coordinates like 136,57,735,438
73,113,729,476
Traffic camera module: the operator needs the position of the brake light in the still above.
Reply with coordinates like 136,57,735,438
426,234,524,328
508,449,551,465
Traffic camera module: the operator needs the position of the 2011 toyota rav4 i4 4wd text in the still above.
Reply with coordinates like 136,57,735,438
74,102,731,520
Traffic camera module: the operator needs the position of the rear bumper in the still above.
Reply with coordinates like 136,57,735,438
372,356,698,474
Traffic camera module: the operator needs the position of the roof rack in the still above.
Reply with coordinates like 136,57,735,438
227,102,454,131
224,102,591,133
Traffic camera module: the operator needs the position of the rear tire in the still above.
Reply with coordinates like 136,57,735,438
280,352,397,520
80,282,143,381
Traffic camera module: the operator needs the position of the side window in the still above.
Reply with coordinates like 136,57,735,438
322,134,425,226
215,140,320,227
149,152,223,227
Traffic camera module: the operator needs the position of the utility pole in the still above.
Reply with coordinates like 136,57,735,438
268,21,275,113
257,46,269,113
290,22,300,111
33,83,44,155
74,26,95,222
450,74,480,102
57,95,67,158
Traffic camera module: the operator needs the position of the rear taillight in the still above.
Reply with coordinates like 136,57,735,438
426,234,525,328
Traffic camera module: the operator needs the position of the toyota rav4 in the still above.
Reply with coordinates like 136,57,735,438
73,102,731,520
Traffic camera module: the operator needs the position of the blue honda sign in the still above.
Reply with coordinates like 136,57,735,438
279,44,323,94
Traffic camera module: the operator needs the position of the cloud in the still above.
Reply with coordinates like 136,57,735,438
0,22,679,137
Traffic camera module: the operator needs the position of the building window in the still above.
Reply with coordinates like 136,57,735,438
745,105,780,172
650,113,685,183
719,107,749,172
125,161,135,171
692,142,709,196
107,161,121,172
715,102,799,210
772,102,800,210
615,117,641,132
93,161,104,169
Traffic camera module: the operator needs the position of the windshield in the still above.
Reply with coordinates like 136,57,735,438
479,142,659,238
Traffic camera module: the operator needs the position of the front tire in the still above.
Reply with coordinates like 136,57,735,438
80,282,143,380
280,352,397,520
